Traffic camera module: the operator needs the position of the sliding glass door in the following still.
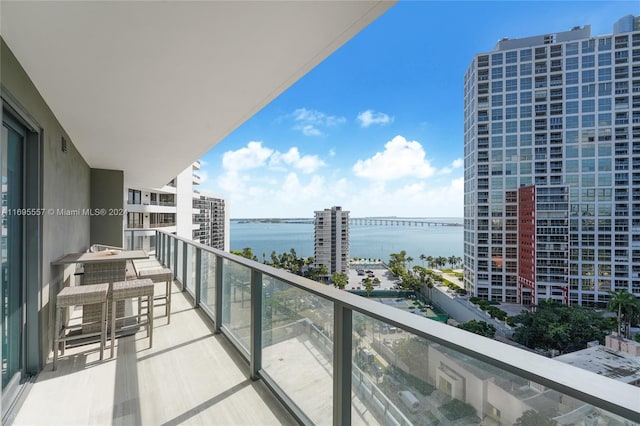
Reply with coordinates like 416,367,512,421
1,112,24,404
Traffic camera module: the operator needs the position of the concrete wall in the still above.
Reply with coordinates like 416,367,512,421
1,38,91,368
90,168,123,247
175,165,194,239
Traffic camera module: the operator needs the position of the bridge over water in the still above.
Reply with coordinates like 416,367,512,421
234,218,463,227
349,218,462,227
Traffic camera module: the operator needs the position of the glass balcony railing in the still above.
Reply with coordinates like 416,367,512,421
145,229,639,425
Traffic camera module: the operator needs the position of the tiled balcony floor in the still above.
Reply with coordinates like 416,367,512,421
13,280,296,426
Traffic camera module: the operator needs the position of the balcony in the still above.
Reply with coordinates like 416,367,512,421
13,230,639,425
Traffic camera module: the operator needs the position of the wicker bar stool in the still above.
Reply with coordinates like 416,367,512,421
53,283,109,371
110,279,154,358
134,266,173,324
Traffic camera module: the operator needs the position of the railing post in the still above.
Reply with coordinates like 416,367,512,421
173,238,178,281
195,248,202,307
215,256,223,333
250,269,262,380
333,304,352,426
182,242,188,290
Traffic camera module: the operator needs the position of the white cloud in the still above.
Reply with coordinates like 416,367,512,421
269,147,325,174
438,158,464,175
357,110,393,127
222,141,273,172
290,108,346,136
352,135,435,181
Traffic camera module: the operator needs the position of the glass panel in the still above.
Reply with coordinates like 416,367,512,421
176,241,184,284
351,312,629,425
168,237,174,271
200,251,216,315
184,244,195,291
1,120,23,390
262,276,333,423
221,259,251,352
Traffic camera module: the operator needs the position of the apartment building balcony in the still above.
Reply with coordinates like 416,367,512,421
11,230,638,426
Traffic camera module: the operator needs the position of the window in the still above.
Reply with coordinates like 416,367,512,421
582,55,595,68
598,82,612,96
520,77,532,90
566,57,579,70
506,79,518,91
599,37,612,51
506,93,517,105
599,53,611,66
598,113,611,126
566,101,578,114
520,105,532,118
599,97,611,111
566,86,579,99
582,39,595,53
505,65,517,77
492,67,503,79
582,69,595,83
492,95,503,107
520,62,532,76
566,72,579,85
506,51,518,64
598,68,611,81
520,91,532,104
128,189,141,204
520,49,532,62
127,212,144,228
492,81,503,93
582,84,595,98
492,53,503,65
582,99,595,113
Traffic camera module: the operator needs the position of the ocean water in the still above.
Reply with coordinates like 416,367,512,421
230,218,463,263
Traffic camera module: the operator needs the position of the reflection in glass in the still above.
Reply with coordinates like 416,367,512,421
262,276,333,424
221,259,251,352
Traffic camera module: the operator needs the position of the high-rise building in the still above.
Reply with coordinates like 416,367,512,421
314,206,350,278
193,192,229,251
125,161,228,252
464,16,640,307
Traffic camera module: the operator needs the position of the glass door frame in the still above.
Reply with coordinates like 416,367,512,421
1,95,42,420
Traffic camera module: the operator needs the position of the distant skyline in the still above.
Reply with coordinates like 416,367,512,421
198,1,637,218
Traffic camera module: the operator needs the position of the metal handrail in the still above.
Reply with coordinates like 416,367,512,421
155,229,640,422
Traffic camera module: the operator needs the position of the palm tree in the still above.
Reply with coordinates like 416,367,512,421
448,256,456,269
607,289,640,338
426,256,434,269
363,278,374,297
406,256,414,270
420,254,426,267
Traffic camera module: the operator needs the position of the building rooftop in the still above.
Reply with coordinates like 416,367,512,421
555,345,640,386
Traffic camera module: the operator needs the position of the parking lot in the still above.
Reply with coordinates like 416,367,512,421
346,263,400,291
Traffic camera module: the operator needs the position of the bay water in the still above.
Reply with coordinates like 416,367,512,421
230,218,463,263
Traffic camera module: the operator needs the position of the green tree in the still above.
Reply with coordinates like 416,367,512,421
419,254,427,267
512,300,615,353
363,278,374,297
231,247,258,261
515,410,557,426
331,272,348,290
458,320,496,338
607,289,640,338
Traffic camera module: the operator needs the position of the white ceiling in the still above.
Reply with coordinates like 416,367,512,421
1,0,395,187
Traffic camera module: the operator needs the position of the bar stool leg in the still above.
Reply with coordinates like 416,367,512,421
111,298,117,358
99,300,106,361
53,306,61,371
148,293,154,348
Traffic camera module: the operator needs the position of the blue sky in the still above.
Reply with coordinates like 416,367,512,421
198,1,638,218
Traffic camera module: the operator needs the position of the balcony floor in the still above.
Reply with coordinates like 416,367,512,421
13,280,296,426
